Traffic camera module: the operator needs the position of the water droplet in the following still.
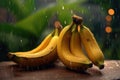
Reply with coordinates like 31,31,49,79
71,10,73,14
34,7,36,10
62,6,64,10
20,40,23,43
64,20,66,24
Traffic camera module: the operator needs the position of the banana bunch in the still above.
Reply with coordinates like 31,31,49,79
57,15,104,71
73,15,104,69
8,15,104,71
57,22,92,72
8,23,62,67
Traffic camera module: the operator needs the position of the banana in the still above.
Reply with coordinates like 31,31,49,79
70,24,91,62
72,15,104,69
8,28,59,67
9,21,63,55
57,22,92,72
79,25,104,69
10,32,53,55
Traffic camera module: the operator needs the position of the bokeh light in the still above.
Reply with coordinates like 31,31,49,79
105,15,112,22
108,8,115,15
105,26,112,33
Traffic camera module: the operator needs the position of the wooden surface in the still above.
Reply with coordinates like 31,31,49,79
0,60,120,80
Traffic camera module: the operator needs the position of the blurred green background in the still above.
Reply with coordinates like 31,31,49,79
0,0,120,61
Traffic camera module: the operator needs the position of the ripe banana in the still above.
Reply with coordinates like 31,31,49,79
70,25,91,62
9,21,62,55
79,25,104,69
72,15,104,69
8,28,59,67
10,32,53,55
57,23,92,72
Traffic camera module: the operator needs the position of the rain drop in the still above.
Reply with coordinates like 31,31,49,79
34,7,36,10
62,6,65,10
71,10,73,14
20,40,23,43
64,20,66,24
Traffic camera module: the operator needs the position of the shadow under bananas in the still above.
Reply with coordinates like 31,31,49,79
7,60,103,79
64,66,103,76
10,62,57,72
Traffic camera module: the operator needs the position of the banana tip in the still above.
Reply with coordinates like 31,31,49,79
89,63,93,68
99,64,104,69
7,53,14,59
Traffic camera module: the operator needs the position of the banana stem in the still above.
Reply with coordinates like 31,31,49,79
72,14,83,32
72,14,83,25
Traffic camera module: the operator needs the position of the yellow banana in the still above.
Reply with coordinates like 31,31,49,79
72,15,104,69
8,28,59,67
57,22,92,72
9,21,62,55
10,32,53,55
79,25,104,69
70,25,91,63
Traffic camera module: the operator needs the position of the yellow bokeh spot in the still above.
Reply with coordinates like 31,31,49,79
105,26,112,33
108,8,115,15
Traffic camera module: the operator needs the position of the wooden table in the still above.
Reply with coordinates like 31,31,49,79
0,60,120,80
